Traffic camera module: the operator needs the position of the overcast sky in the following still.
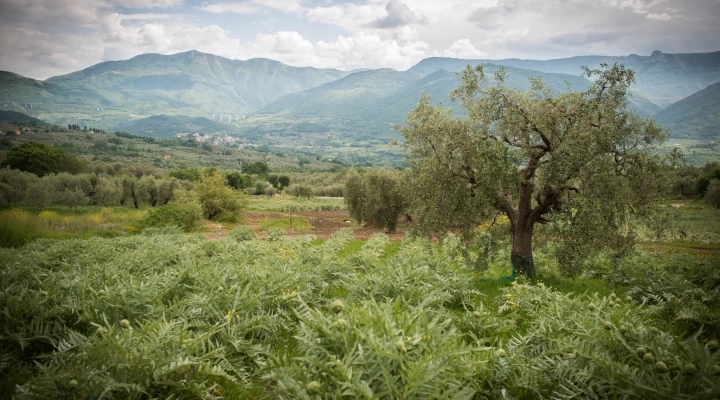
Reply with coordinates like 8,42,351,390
0,0,718,80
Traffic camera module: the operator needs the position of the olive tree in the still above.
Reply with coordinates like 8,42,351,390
192,170,248,220
344,169,406,233
400,64,673,277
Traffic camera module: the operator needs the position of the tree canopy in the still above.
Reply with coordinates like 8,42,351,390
400,64,673,277
344,169,406,233
1,141,84,177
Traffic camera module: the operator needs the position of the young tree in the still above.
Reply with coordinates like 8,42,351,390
278,175,290,191
400,64,673,277
268,174,280,189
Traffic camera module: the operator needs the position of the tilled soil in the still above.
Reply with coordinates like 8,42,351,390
205,210,410,240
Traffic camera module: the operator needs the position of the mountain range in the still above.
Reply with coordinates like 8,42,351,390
0,49,718,144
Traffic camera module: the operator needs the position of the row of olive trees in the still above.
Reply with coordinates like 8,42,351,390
0,167,190,212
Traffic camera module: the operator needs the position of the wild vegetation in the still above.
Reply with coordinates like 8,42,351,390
0,218,718,399
0,55,719,399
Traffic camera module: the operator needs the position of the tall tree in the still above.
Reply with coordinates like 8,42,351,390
400,64,673,277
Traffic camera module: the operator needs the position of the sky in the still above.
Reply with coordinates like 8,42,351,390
0,0,718,80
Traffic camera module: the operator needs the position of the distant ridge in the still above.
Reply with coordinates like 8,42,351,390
410,51,720,107
0,110,46,124
654,81,720,140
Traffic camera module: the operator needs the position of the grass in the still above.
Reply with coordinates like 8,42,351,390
0,207,145,247
247,195,345,212
337,240,364,258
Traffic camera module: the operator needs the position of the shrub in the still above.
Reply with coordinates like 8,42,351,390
0,209,41,247
193,171,248,220
139,203,201,232
705,179,720,208
228,226,255,242
270,299,482,399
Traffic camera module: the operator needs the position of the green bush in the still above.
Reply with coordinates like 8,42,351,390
139,203,201,232
705,179,720,208
228,226,255,242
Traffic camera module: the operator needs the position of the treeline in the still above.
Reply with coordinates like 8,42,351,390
0,141,313,220
0,167,188,212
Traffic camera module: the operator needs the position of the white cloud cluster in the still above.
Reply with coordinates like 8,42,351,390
100,13,247,61
250,31,429,70
441,39,486,59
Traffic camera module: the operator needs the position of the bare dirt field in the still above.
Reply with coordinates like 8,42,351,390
205,210,411,240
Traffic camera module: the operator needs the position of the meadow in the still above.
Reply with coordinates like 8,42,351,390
0,197,719,399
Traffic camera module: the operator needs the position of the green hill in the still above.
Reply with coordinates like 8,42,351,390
253,64,594,137
654,82,720,140
44,51,350,115
0,110,46,124
0,51,350,132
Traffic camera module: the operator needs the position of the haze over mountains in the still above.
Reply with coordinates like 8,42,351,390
0,49,718,143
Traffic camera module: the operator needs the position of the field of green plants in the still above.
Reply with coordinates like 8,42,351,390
2,199,719,399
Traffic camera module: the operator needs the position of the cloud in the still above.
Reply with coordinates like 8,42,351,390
198,2,259,14
468,3,518,30
549,32,624,46
646,12,672,20
306,3,386,30
247,30,430,71
111,0,184,8
442,39,486,58
0,0,719,80
602,0,667,15
250,0,304,14
198,0,303,14
0,0,105,27
370,0,428,29
100,13,247,61
254,31,313,55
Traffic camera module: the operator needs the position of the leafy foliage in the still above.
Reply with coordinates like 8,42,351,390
344,169,406,233
400,63,673,276
139,202,202,232
1,229,718,398
190,170,248,220
705,179,720,208
1,141,84,177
